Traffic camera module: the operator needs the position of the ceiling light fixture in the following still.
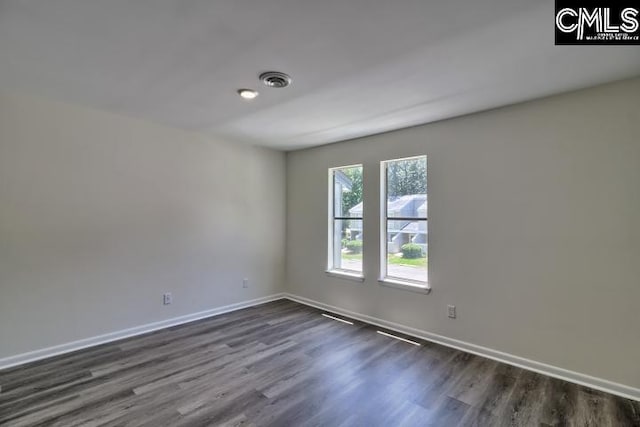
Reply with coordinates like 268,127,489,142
259,71,292,88
237,89,259,100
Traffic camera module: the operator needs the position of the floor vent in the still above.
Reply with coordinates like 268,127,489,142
377,330,421,346
321,313,353,325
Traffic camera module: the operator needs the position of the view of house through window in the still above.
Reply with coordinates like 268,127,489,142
381,156,427,285
329,165,363,274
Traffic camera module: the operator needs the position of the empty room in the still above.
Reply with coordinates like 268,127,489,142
0,1,639,426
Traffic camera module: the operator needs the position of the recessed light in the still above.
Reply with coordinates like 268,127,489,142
237,89,259,100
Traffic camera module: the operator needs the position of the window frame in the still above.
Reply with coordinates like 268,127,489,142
379,156,430,292
327,164,364,281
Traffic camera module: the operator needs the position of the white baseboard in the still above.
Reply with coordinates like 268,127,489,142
2,291,637,402
0,293,286,371
283,293,640,402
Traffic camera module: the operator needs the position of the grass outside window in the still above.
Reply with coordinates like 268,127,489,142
342,253,427,268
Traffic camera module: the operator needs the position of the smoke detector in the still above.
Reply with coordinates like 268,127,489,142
259,71,292,88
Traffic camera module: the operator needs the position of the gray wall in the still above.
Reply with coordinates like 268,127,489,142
286,78,640,389
0,92,286,359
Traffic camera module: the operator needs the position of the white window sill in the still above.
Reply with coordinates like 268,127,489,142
326,269,365,282
378,277,431,294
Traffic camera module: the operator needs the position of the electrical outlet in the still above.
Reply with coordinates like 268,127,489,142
447,305,456,319
242,278,249,288
163,293,172,305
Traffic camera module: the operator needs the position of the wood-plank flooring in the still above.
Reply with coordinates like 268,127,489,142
1,299,638,426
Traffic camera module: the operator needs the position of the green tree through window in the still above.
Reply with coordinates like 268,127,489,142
387,158,426,199
341,167,363,214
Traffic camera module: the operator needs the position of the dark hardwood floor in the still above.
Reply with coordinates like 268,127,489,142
1,299,638,426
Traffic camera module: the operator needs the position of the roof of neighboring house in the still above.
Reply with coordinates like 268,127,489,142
349,194,426,216
396,221,427,233
351,219,426,233
387,194,426,213
334,170,352,191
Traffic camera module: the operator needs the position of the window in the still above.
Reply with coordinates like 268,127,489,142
328,165,363,277
380,156,428,287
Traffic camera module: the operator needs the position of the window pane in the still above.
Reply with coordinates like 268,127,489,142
334,166,363,217
386,219,427,282
330,165,363,274
382,156,427,284
333,219,363,272
386,157,426,219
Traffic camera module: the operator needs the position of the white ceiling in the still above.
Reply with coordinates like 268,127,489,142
1,0,639,150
